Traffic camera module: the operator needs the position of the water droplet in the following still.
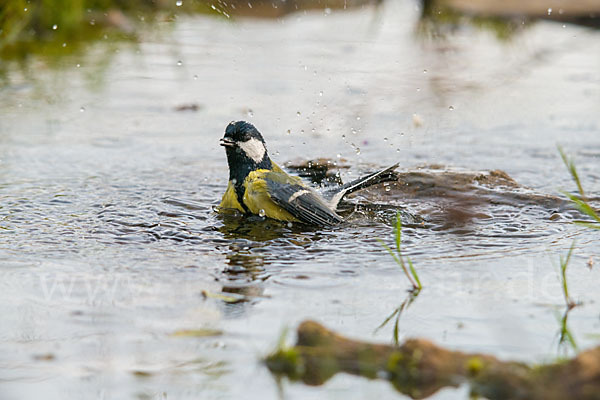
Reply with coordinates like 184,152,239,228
383,137,388,142
286,129,291,135
319,91,323,96
287,222,293,228
193,74,198,80
247,109,254,117
24,8,28,11
448,105,454,111
62,42,67,47
336,153,341,158
562,24,566,28
416,87,421,92
176,0,183,6
258,209,266,217
177,60,183,66
355,148,361,155
356,116,361,121
385,184,391,192
296,111,301,116
52,24,58,30
79,107,85,112
547,7,552,15
76,63,80,68
423,69,427,74
231,179,237,185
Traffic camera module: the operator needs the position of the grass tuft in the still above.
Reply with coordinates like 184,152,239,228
377,211,422,292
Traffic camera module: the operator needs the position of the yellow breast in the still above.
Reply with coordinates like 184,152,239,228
219,181,245,213
243,170,299,222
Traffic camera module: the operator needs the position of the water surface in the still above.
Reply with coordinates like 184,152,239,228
1,1,600,399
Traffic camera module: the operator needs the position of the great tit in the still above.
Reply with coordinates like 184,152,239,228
219,121,399,226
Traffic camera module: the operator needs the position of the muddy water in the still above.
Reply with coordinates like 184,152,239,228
1,1,600,399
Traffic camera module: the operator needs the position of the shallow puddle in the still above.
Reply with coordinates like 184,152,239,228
1,1,599,399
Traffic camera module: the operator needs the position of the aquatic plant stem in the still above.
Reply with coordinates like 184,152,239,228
559,241,577,310
377,239,419,290
558,146,600,229
377,211,422,291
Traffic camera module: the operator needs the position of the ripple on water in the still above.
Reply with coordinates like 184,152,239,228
0,165,590,283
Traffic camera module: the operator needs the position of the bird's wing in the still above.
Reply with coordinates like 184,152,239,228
263,171,343,227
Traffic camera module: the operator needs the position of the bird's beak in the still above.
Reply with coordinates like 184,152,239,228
220,138,235,147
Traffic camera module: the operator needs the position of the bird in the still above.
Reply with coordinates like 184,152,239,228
219,121,399,226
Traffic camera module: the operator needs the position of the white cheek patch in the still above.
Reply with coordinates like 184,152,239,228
239,137,266,163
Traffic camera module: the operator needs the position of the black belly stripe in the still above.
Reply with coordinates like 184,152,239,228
234,182,249,213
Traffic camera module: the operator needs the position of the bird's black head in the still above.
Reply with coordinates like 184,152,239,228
220,121,272,186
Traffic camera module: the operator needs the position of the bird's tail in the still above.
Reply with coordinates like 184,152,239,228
324,163,399,209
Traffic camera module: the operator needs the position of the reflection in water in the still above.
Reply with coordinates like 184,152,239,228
374,289,421,346
222,243,269,286
217,212,304,242
556,307,578,357
0,0,382,73
419,0,600,41
418,0,528,40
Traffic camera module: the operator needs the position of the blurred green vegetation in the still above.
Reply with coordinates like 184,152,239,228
418,0,527,40
0,0,534,66
0,0,217,62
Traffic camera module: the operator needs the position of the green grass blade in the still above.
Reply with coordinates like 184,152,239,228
407,258,422,289
559,241,575,306
562,191,600,222
395,211,402,254
393,312,400,346
374,307,400,332
378,213,421,291
562,327,578,351
376,238,402,266
573,221,600,230
558,145,585,198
